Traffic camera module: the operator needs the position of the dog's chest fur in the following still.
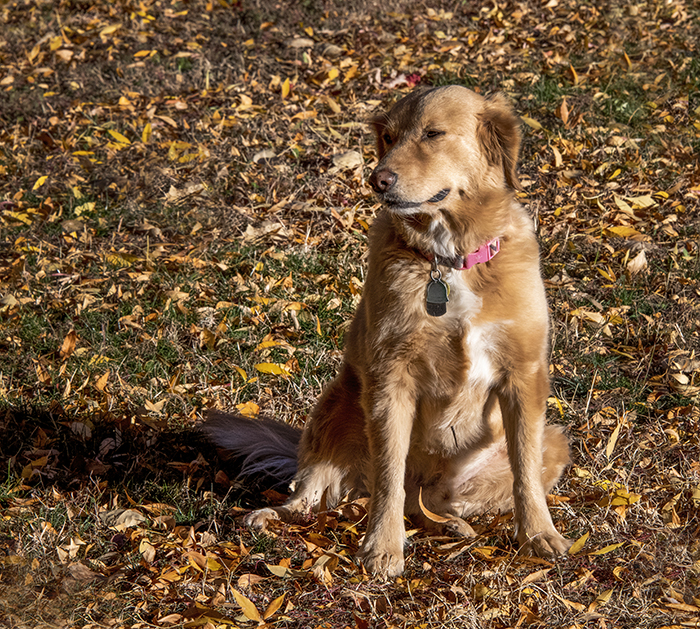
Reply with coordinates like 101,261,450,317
410,270,502,450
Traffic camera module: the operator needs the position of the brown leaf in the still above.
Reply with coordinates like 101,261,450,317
418,487,453,523
627,250,647,275
59,329,78,360
67,561,101,581
556,97,569,125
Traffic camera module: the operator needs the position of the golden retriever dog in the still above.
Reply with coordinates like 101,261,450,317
205,85,572,576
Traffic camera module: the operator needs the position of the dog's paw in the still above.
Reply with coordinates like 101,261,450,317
518,527,572,558
357,544,405,577
243,507,280,531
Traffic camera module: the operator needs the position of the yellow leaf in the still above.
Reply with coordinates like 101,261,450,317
547,396,565,418
569,64,578,85
605,421,621,458
590,542,625,556
316,315,322,336
33,175,48,191
281,78,290,99
231,588,262,623
605,225,644,240
4,211,32,225
107,129,130,144
100,23,122,37
520,115,542,131
609,489,641,506
255,339,281,350
236,401,259,417
568,531,589,555
74,202,95,216
88,354,111,366
254,362,291,377
263,593,285,620
327,67,339,81
233,365,248,381
206,557,222,571
142,122,152,144
187,555,204,573
591,588,613,609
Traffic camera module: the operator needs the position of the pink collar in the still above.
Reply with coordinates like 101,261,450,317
422,238,500,270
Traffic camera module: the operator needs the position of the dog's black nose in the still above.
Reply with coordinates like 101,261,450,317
369,168,397,193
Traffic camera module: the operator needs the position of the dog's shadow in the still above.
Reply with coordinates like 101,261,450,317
0,403,275,509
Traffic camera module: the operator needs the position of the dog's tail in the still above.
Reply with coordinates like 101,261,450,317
203,410,300,485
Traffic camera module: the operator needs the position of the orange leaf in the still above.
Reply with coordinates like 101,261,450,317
95,370,110,392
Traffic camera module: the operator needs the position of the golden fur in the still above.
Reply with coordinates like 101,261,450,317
211,85,571,576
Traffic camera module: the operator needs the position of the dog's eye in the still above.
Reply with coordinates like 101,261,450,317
382,132,392,145
425,130,444,139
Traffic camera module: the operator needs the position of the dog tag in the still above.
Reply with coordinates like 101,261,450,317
426,277,449,317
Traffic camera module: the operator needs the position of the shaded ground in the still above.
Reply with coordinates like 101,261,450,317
1,0,699,627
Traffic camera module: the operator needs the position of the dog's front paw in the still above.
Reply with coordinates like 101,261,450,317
357,538,405,577
243,507,280,531
357,546,405,577
518,526,572,558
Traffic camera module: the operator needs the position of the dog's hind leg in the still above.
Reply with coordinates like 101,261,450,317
248,365,370,529
244,460,350,529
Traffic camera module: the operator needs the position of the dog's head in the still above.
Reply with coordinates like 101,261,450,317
369,86,522,218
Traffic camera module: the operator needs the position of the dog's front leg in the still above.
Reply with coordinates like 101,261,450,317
357,381,415,577
498,365,572,557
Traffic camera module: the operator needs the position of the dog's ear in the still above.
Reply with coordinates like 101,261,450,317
371,112,390,159
478,94,522,191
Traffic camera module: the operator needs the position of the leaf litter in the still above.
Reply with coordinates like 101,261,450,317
0,0,699,627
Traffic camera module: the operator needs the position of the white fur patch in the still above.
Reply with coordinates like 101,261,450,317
465,323,497,388
430,221,457,259
442,269,482,320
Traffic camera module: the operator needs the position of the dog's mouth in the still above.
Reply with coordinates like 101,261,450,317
383,188,451,211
